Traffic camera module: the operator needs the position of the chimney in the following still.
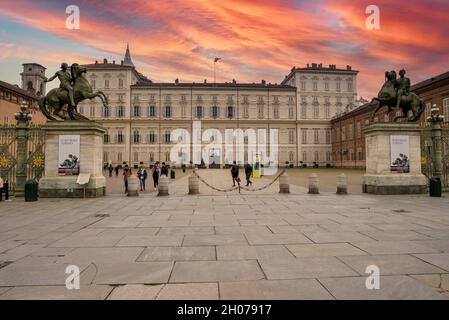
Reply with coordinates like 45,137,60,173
113,60,116,64
307,64,310,68
312,63,317,68
232,79,236,84
95,60,98,64
261,80,266,85
204,79,207,84
175,78,179,85
319,63,322,69
346,65,351,70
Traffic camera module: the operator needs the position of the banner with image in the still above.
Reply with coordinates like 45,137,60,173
58,135,80,175
390,135,410,173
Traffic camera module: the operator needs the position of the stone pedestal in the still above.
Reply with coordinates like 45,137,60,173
39,121,106,198
362,123,427,195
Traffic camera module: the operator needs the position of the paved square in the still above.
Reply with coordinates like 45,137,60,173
0,170,448,299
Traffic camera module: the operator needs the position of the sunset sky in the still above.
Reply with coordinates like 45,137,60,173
0,0,448,98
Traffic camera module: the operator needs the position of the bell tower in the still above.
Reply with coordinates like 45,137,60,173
21,63,47,96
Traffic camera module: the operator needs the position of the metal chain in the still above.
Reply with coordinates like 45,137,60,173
193,169,285,193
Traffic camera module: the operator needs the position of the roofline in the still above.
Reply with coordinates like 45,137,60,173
131,82,296,90
81,63,141,79
282,66,359,85
0,80,39,100
411,70,449,92
22,63,46,70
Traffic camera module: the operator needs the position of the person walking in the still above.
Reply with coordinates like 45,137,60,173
231,161,239,187
123,164,132,193
152,162,160,190
108,164,113,177
160,162,169,177
138,165,148,191
0,176,4,201
114,165,119,177
244,162,253,186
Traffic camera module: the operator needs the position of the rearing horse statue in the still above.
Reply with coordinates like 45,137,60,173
39,63,109,120
370,70,425,122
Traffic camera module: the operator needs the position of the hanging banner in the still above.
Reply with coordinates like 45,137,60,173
58,135,80,175
390,135,410,173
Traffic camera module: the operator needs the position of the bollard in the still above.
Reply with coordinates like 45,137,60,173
279,172,290,194
188,173,200,195
308,173,319,194
158,175,169,196
336,173,348,195
127,175,139,197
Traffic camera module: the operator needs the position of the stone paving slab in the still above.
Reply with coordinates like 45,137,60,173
138,246,216,261
286,243,368,257
319,276,448,300
217,245,294,260
156,283,219,300
219,279,334,300
169,260,264,283
0,285,113,300
413,253,449,272
350,241,440,255
107,284,164,300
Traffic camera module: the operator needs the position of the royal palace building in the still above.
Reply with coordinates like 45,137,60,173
75,45,360,168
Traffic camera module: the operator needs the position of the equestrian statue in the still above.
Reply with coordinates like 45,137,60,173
370,69,425,122
39,63,109,120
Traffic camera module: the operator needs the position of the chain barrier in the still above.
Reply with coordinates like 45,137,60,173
193,169,285,193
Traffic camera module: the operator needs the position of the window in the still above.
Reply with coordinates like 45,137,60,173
301,106,307,119
103,134,110,144
336,82,341,92
444,98,449,122
313,105,319,118
133,152,138,162
164,131,171,144
165,106,172,118
149,152,154,163
148,132,156,144
102,106,109,118
89,106,95,117
326,151,331,162
288,107,294,119
133,130,140,144
79,105,84,115
165,152,170,162
341,126,346,141
212,106,219,118
273,105,279,119
133,106,141,117
324,82,329,91
325,105,330,119
302,151,307,162
314,151,319,162
227,106,234,118
149,105,156,117
104,80,109,89
357,122,362,138
258,105,264,119
425,102,431,119
243,105,249,118
313,82,318,91
117,106,124,117
118,79,124,89
103,152,108,163
117,131,124,144
196,106,203,118
91,80,96,89
301,129,308,144
288,129,295,144
326,129,331,144
314,129,319,144
289,151,294,162
347,82,352,92
117,152,122,163
300,81,306,91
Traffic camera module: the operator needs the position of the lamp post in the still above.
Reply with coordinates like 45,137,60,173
14,100,33,196
427,104,444,181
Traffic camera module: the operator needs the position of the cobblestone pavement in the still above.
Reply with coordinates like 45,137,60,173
0,169,449,299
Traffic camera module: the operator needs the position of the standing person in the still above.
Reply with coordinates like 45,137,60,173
160,162,169,177
0,176,3,201
114,165,119,177
231,161,239,187
244,162,253,186
108,164,113,177
138,165,148,191
123,164,132,193
152,162,160,190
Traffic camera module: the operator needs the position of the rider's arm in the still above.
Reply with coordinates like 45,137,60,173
45,72,58,82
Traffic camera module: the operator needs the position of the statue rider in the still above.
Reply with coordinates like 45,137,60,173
395,69,410,109
45,62,75,107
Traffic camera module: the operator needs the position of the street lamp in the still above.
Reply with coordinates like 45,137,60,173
427,104,444,185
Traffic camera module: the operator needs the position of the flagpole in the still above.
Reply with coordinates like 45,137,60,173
214,60,216,84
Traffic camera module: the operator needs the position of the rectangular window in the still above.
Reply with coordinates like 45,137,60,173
149,106,156,117
117,131,124,144
258,105,264,119
443,98,449,122
243,105,249,118
227,106,234,118
105,80,109,89
148,132,156,144
313,82,318,91
118,79,124,89
313,106,319,118
212,106,219,118
288,129,295,144
314,129,319,144
288,107,294,119
301,106,307,119
324,82,329,91
103,134,110,144
102,106,109,118
196,106,203,118
425,102,432,119
165,106,172,118
89,106,95,117
91,80,96,89
273,106,279,119
300,81,306,91
325,129,331,144
347,82,352,91
336,82,341,92
133,152,138,162
133,131,140,144
301,129,308,144
164,132,171,143
117,106,124,118
117,152,122,163
133,106,141,117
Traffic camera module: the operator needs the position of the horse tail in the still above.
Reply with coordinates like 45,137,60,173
38,96,53,120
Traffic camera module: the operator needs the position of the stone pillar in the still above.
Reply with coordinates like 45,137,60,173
38,121,106,198
362,123,427,194
336,173,348,194
279,172,290,194
188,173,199,195
158,175,169,196
13,102,32,197
308,173,319,194
127,175,139,196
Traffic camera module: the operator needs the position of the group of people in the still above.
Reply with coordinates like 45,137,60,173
122,162,169,193
231,161,253,187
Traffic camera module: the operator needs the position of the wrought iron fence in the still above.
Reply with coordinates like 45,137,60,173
421,127,449,188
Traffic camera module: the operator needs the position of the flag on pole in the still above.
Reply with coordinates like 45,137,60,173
214,57,221,63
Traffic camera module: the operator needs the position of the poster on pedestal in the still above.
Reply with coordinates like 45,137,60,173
390,135,410,173
58,135,80,175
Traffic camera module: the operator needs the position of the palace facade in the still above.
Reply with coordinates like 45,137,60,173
76,45,360,167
